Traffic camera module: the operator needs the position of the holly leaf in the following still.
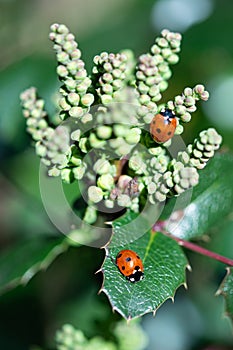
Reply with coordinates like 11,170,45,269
164,153,233,240
101,213,188,319
217,267,233,323
0,237,69,295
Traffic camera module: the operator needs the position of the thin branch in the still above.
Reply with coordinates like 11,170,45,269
155,225,233,266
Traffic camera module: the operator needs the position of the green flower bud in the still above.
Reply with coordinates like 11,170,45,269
94,158,111,174
48,167,60,177
129,154,146,174
167,54,179,64
139,94,151,105
88,186,103,203
67,92,80,106
69,106,83,118
101,94,113,104
159,80,168,92
75,70,87,80
96,125,112,139
151,93,162,102
36,143,47,157
70,156,82,166
81,93,94,107
138,82,149,94
59,97,71,111
180,112,191,122
102,73,113,83
174,124,184,135
117,142,133,156
81,113,93,123
143,111,155,123
184,96,196,106
125,127,141,144
117,194,131,207
155,192,166,202
105,199,114,209
60,168,74,183
73,164,86,179
148,85,160,97
161,48,172,58
64,78,76,90
57,51,69,64
136,71,146,81
71,49,81,60
83,205,97,224
79,137,88,153
194,84,205,94
137,105,149,117
102,83,113,95
76,82,88,93
148,182,157,194
57,65,68,77
184,87,193,96
89,133,106,148
97,173,114,190
113,124,128,137
71,129,81,141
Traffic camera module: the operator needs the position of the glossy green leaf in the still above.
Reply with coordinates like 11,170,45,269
101,214,188,319
217,267,233,323
164,153,233,240
0,237,68,295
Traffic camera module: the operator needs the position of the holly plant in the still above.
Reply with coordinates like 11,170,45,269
8,23,233,323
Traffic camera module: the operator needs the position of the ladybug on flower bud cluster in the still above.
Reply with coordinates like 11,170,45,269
150,108,177,143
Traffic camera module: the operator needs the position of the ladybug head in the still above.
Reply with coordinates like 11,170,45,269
160,108,176,119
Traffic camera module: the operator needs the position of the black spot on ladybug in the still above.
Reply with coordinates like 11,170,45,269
134,265,140,271
153,120,156,124
167,131,172,135
121,266,125,270
136,255,140,259
117,253,122,258
156,128,161,133
125,257,131,262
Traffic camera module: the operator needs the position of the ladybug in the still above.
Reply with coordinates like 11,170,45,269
150,108,177,143
115,249,144,283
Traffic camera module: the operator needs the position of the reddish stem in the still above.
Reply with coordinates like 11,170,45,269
161,231,233,267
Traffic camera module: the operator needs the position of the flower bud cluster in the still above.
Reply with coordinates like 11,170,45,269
129,147,169,178
20,87,49,141
56,323,117,350
85,158,141,223
136,29,182,122
49,23,94,122
20,87,86,181
178,128,222,169
92,52,128,105
21,24,223,224
147,160,199,203
166,84,209,127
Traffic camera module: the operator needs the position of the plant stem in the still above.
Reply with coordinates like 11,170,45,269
161,230,233,267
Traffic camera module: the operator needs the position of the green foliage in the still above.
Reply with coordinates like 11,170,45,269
164,153,233,240
218,267,233,322
0,237,68,295
102,221,188,319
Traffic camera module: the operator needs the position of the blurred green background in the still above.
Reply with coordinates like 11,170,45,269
1,0,233,349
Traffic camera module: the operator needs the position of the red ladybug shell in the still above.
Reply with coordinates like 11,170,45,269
116,249,144,283
150,109,177,143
